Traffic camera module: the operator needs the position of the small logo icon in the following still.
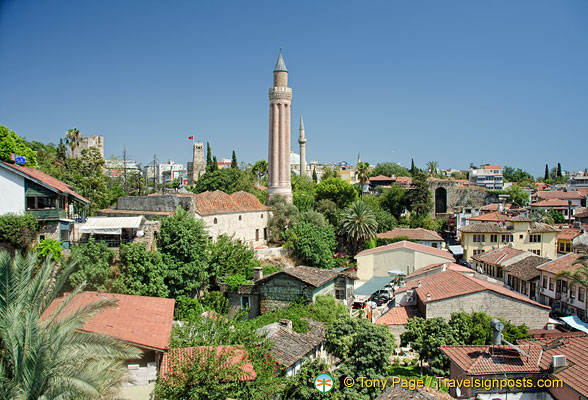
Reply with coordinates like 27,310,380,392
315,373,333,393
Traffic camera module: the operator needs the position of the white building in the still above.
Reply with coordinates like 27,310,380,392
469,164,503,190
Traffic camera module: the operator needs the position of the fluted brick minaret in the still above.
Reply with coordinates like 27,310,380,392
267,51,293,204
298,114,307,177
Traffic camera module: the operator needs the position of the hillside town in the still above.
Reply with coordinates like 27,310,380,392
1,49,588,400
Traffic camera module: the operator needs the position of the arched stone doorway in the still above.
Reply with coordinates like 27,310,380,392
435,187,447,214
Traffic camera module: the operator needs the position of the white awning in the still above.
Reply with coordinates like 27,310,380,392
78,216,143,235
561,315,588,335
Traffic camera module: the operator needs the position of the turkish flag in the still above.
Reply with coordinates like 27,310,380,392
188,136,194,140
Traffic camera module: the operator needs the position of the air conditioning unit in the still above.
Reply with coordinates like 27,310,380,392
481,242,486,245
552,355,567,368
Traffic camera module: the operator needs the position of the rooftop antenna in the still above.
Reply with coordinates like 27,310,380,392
491,318,530,359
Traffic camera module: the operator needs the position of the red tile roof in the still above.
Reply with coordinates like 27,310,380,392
395,176,412,183
405,262,472,279
376,306,419,325
558,228,583,241
536,191,585,200
535,182,550,191
577,188,588,197
377,228,443,241
42,292,174,351
482,165,501,170
403,271,549,309
537,253,582,274
257,265,340,288
531,199,573,207
471,247,527,265
159,345,256,382
468,211,509,222
193,190,268,215
441,345,542,375
355,240,454,260
480,203,512,212
0,160,89,203
369,175,394,182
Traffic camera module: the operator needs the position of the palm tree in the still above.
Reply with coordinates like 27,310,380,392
555,255,588,288
356,162,370,198
65,128,82,154
426,161,439,177
340,201,378,255
0,251,140,399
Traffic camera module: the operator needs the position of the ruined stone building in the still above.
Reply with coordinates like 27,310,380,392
70,135,104,159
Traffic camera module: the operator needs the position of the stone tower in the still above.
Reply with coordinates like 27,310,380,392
267,51,293,203
298,114,307,177
187,141,206,184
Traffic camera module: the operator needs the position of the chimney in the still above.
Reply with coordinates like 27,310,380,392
417,280,421,288
442,263,447,272
279,319,292,332
426,293,431,300
253,267,263,282
490,318,504,345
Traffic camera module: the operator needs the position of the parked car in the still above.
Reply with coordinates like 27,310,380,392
371,296,388,306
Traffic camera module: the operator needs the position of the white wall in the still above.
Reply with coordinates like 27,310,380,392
0,167,25,215
199,210,270,247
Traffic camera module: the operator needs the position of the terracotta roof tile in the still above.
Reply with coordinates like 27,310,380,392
471,247,526,265
42,292,174,351
468,211,509,222
193,190,268,215
370,175,394,181
405,262,472,279
355,240,454,260
480,203,511,212
261,319,325,367
376,306,419,325
441,345,542,375
404,271,549,309
531,199,573,207
502,255,548,281
537,253,582,274
159,345,256,382
507,215,533,222
528,222,560,233
558,228,583,241
536,191,584,200
1,161,89,203
482,165,501,170
459,222,508,233
575,208,588,218
377,228,443,241
257,266,339,288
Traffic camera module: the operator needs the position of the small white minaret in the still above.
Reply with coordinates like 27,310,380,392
298,114,307,177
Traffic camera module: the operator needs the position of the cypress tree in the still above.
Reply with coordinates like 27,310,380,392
206,142,213,172
557,163,562,178
312,167,318,183
231,150,238,169
544,164,549,181
212,156,219,172
410,158,415,175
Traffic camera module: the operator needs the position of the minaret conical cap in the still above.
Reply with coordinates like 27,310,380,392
299,114,305,132
274,50,288,73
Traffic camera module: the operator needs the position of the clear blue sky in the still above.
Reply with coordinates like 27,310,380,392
1,0,587,176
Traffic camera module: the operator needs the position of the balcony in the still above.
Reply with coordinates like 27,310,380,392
28,208,67,221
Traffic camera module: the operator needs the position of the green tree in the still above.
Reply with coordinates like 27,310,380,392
69,238,116,291
320,166,338,180
65,128,82,154
503,166,534,183
555,255,588,288
208,234,260,288
544,164,549,181
206,142,213,172
312,167,318,183
0,251,140,399
371,162,411,178
316,177,358,208
557,162,562,177
251,160,268,183
282,358,342,400
410,158,416,175
506,185,530,206
212,155,219,172
193,168,260,196
267,195,300,243
380,183,407,219
0,213,39,251
406,170,432,217
231,150,238,169
426,161,439,176
158,207,210,298
356,161,370,198
0,124,38,167
33,238,63,262
292,174,316,212
340,201,378,254
111,243,169,297
316,199,339,226
285,221,336,268
548,208,566,224
297,210,328,227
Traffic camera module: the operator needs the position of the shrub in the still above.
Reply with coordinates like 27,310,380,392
0,213,39,250
33,238,63,262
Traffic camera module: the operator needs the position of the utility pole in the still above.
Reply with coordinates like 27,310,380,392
151,155,158,193
122,146,128,193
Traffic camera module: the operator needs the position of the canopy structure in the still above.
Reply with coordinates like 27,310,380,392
78,216,143,235
560,315,588,335
354,276,394,301
448,245,464,256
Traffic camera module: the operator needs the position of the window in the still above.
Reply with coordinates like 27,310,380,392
261,214,264,219
549,278,554,291
335,288,346,300
432,243,438,248
580,287,585,302
559,242,566,252
543,277,548,289
473,249,485,256
26,197,36,210
570,285,576,299
562,280,568,293
519,235,524,239
240,296,250,309
239,215,242,221
37,197,56,209
530,249,541,256
529,234,542,243
566,243,571,252
465,209,472,214
264,228,268,240
473,234,486,243
490,234,498,243
501,234,513,242
213,218,218,224
255,229,259,241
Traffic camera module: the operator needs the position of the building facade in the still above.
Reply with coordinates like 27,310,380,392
469,164,503,189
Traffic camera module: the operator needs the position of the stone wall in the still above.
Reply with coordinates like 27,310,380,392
259,275,315,314
202,210,269,248
425,291,549,329
133,220,161,251
116,195,192,213
428,180,489,216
